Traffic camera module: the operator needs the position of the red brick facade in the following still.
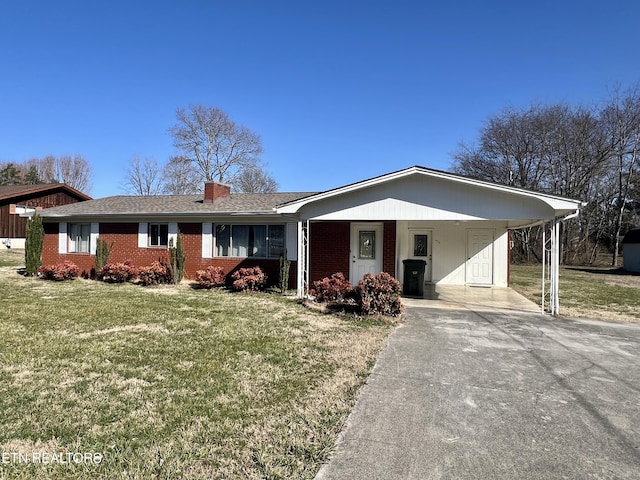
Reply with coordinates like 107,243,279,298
309,221,351,281
42,222,297,287
42,220,397,287
308,221,397,283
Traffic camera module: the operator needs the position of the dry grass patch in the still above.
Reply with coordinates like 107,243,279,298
510,264,640,322
0,260,393,479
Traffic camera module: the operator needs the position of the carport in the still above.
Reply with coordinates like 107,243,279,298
276,166,585,315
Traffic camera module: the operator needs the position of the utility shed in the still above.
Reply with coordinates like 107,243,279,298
622,228,640,273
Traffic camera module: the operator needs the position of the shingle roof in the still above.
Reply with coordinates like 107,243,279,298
0,183,91,201
39,192,317,218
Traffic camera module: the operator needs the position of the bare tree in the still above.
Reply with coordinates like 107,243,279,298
122,155,164,195
234,164,278,193
453,103,613,264
600,86,640,266
168,105,265,189
161,156,203,195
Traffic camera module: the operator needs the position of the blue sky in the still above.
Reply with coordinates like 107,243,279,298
1,0,639,198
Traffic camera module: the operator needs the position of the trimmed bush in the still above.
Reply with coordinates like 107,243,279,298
196,266,226,288
231,267,267,292
39,261,79,281
99,261,138,283
355,272,404,317
138,261,172,286
311,272,353,303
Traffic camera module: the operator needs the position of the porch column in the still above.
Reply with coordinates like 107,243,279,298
296,220,310,298
549,219,561,316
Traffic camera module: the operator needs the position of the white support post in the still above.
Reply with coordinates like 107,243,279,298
541,224,546,314
553,219,561,315
296,220,309,298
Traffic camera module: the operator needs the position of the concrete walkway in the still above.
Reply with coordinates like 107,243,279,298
316,289,640,479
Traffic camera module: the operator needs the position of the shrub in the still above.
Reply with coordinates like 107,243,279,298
138,261,172,286
169,232,186,284
99,261,138,283
195,266,226,288
355,272,404,317
25,212,44,276
231,267,267,292
311,272,353,303
278,252,291,294
38,261,79,281
95,237,113,273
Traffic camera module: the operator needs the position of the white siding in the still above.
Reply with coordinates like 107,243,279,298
286,222,297,261
58,222,67,254
138,223,147,248
202,223,213,258
90,223,99,255
168,222,178,247
396,220,509,287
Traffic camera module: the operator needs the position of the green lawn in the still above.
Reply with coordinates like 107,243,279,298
0,253,393,479
0,248,25,268
510,264,640,321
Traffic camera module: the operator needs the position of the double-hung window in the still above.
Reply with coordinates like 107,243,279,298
68,223,91,253
149,223,169,247
215,224,284,258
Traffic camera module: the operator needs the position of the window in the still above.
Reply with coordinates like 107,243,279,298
215,224,285,258
149,223,168,247
68,223,91,253
414,235,428,257
358,230,376,259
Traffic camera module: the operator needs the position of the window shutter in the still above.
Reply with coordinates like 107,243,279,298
168,222,178,247
90,223,99,255
138,223,148,248
202,223,213,258
286,222,297,260
58,222,67,254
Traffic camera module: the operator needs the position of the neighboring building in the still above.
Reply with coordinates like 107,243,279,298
622,228,640,273
0,184,91,249
40,166,584,312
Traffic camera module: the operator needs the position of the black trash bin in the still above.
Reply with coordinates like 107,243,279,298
402,259,426,297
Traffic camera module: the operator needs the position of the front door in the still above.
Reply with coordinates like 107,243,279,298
350,223,383,285
467,229,494,285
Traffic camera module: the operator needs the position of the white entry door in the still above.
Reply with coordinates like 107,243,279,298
350,223,383,285
467,229,494,285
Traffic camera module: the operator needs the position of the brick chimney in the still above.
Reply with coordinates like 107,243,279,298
204,182,231,204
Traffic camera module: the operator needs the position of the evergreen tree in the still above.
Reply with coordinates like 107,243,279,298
25,212,44,275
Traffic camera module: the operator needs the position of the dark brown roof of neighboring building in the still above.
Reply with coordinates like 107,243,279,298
39,192,317,218
0,183,91,202
623,228,640,244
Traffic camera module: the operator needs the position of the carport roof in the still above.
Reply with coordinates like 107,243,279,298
275,165,585,224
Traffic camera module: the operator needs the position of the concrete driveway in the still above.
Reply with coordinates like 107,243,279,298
316,289,640,479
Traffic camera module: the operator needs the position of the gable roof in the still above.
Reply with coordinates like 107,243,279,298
276,165,586,218
40,192,316,219
0,183,91,202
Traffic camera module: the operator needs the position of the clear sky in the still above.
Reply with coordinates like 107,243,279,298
1,0,639,198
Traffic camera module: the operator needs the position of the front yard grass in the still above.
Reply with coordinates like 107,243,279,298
510,264,640,321
0,257,393,479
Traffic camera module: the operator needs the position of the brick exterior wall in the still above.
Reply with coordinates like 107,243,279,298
42,221,297,288
383,221,396,278
308,221,397,284
309,221,351,282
